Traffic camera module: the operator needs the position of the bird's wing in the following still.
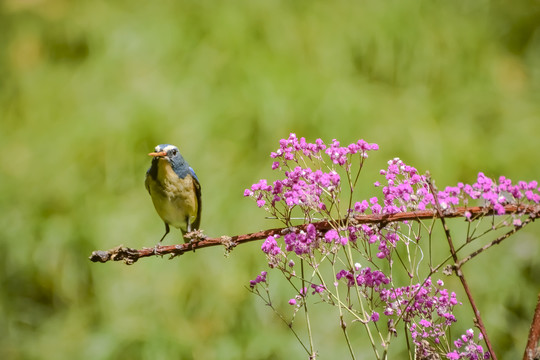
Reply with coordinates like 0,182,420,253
189,167,199,183
145,168,152,194
190,167,202,230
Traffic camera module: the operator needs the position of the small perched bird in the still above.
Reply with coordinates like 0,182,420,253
145,144,202,243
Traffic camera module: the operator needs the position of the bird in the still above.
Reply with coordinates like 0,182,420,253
145,144,202,243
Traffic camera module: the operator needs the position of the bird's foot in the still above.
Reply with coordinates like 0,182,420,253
184,229,206,244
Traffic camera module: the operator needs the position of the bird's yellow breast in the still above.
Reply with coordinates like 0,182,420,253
146,159,199,232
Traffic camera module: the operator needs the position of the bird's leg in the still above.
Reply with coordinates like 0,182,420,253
184,219,206,249
185,218,194,245
155,223,170,253
159,223,170,242
184,218,200,249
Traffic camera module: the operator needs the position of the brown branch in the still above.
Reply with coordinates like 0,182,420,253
89,204,539,265
524,294,540,360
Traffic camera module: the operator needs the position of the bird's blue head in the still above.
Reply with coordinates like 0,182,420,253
148,144,190,178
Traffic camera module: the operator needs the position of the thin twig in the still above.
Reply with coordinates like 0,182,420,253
523,294,540,360
455,215,536,269
89,205,540,264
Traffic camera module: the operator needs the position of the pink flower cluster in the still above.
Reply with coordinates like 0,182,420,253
325,138,379,166
336,267,390,290
247,137,540,233
373,159,540,216
447,329,490,359
249,271,267,288
379,278,461,352
311,283,326,294
246,135,539,357
261,235,282,256
378,158,428,213
283,223,318,255
347,224,400,259
433,173,540,216
446,173,540,215
244,166,341,210
269,133,378,169
324,229,349,245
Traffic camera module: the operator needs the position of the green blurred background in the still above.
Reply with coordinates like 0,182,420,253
1,0,539,358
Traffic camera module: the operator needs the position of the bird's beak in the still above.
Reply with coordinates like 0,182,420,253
148,151,167,157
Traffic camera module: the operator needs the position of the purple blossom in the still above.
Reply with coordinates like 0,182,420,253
323,229,338,243
379,277,461,350
262,235,282,256
311,284,326,294
282,227,320,255
248,164,347,211
336,269,355,287
288,298,297,305
246,136,535,359
364,158,540,219
371,203,382,214
306,223,316,239
356,267,390,288
249,271,268,288
268,134,378,168
354,200,369,213
447,329,490,359
270,133,327,166
336,267,390,290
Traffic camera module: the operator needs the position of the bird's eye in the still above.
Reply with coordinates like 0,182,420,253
172,149,177,156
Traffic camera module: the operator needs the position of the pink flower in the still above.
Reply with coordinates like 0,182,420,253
288,299,296,305
324,229,339,243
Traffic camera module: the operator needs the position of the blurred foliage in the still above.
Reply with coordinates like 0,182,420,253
0,0,539,358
